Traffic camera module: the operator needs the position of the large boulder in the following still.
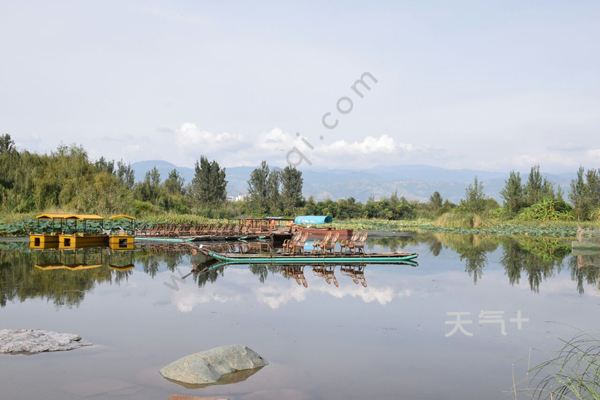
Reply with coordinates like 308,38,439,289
0,329,92,354
160,345,268,388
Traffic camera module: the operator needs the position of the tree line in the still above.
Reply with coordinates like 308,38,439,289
2,133,600,221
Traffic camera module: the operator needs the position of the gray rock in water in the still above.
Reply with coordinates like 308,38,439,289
0,329,92,354
160,345,268,387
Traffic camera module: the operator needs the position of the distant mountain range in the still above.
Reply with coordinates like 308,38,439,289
131,160,575,203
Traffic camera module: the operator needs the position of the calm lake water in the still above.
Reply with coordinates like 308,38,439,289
1,232,598,400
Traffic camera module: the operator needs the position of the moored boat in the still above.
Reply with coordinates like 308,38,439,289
59,214,108,249
109,214,136,249
30,213,70,249
196,245,418,265
292,215,353,239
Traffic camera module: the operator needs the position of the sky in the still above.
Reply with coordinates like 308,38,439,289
1,1,599,173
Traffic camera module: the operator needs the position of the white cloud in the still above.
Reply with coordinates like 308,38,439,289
254,128,296,153
586,149,600,158
175,123,245,153
313,285,397,305
254,284,307,309
172,286,241,313
316,135,402,155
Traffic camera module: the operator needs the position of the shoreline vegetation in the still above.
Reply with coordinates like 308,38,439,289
1,214,597,239
2,135,600,239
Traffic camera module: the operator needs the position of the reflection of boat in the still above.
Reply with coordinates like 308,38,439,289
109,265,134,271
31,246,136,272
281,266,308,287
313,265,338,286
35,264,103,270
197,246,418,265
341,265,368,287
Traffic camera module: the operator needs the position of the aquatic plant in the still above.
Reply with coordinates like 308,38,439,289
529,330,600,400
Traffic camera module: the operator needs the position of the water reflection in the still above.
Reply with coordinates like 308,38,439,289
1,232,600,310
367,233,586,293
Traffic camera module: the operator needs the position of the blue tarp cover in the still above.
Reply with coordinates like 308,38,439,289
294,215,333,224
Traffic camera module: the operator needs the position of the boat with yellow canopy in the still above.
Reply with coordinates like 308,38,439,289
30,213,71,249
58,214,108,249
108,215,136,250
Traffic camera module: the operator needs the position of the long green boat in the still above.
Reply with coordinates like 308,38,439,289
197,246,419,265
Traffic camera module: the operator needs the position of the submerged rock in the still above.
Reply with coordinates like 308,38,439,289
0,329,92,354
159,345,268,388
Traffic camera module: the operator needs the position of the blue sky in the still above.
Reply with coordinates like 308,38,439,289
1,1,599,172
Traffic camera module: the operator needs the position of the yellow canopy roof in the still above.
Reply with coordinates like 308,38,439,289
109,214,136,220
64,214,105,221
36,213,72,219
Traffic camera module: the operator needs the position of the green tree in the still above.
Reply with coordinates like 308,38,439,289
164,169,184,195
524,165,554,206
500,170,524,215
429,191,443,211
0,133,15,155
116,159,135,189
280,166,303,214
266,169,281,214
585,168,600,207
135,167,162,203
191,156,227,207
94,157,114,174
461,176,487,213
247,161,270,213
570,166,591,220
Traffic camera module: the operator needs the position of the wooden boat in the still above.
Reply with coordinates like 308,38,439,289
292,216,352,239
294,226,353,240
109,214,136,248
30,213,71,249
197,246,418,265
58,214,109,249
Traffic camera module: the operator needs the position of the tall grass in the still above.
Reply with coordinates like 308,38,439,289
529,330,600,399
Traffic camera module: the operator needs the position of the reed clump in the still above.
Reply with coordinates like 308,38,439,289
529,330,600,400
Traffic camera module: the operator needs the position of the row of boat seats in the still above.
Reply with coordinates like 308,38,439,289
135,223,266,237
283,231,368,254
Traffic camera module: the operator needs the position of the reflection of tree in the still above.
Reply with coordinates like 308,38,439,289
0,248,113,308
369,232,590,292
193,263,225,288
0,245,202,308
443,235,498,285
568,256,600,295
249,265,268,283
498,237,570,293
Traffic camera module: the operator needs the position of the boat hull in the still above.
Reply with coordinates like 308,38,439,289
109,235,135,249
203,249,418,265
59,234,109,249
29,234,60,249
